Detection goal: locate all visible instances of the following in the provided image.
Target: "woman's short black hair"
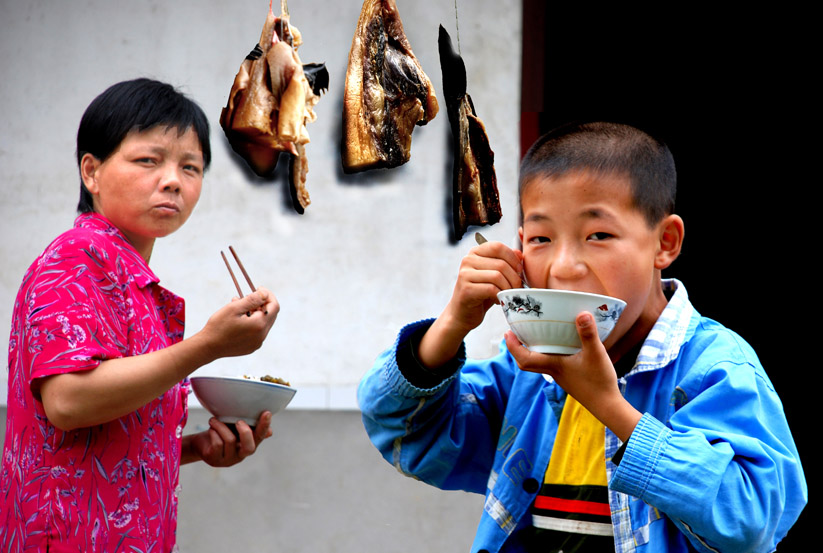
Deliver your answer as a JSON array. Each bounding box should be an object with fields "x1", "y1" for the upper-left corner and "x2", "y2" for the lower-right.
[
  {"x1": 519, "y1": 121, "x2": 676, "y2": 227},
  {"x1": 76, "y1": 78, "x2": 211, "y2": 213}
]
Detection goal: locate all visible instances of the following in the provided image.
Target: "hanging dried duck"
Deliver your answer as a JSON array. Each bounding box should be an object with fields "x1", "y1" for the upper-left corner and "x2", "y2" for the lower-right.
[
  {"x1": 342, "y1": 0, "x2": 439, "y2": 173},
  {"x1": 220, "y1": 0, "x2": 328, "y2": 213},
  {"x1": 438, "y1": 24, "x2": 501, "y2": 239}
]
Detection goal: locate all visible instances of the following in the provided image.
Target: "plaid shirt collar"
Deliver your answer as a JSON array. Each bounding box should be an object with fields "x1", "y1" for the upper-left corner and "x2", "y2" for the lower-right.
[{"x1": 625, "y1": 278, "x2": 693, "y2": 378}]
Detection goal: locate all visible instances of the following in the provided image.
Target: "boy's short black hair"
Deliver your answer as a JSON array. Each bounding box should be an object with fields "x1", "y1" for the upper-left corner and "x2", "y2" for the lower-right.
[
  {"x1": 519, "y1": 121, "x2": 676, "y2": 226},
  {"x1": 76, "y1": 78, "x2": 211, "y2": 213}
]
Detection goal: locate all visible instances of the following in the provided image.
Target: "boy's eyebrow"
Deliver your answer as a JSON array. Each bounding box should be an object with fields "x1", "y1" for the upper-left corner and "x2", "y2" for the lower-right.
[
  {"x1": 523, "y1": 207, "x2": 619, "y2": 224},
  {"x1": 523, "y1": 213, "x2": 551, "y2": 224},
  {"x1": 581, "y1": 207, "x2": 619, "y2": 222}
]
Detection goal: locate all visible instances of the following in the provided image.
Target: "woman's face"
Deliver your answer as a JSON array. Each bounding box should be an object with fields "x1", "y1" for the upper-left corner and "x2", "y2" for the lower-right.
[{"x1": 81, "y1": 126, "x2": 205, "y2": 261}]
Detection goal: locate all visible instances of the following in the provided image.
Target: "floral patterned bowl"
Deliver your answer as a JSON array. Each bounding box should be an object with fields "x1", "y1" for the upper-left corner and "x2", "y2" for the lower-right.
[
  {"x1": 190, "y1": 376, "x2": 296, "y2": 426},
  {"x1": 497, "y1": 289, "x2": 626, "y2": 354}
]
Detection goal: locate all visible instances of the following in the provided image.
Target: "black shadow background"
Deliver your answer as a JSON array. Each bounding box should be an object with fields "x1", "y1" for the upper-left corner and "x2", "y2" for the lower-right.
[{"x1": 521, "y1": 2, "x2": 812, "y2": 547}]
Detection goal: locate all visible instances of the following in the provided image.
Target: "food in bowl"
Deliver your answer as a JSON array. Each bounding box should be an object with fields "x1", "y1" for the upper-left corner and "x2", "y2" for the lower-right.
[
  {"x1": 497, "y1": 288, "x2": 626, "y2": 354},
  {"x1": 244, "y1": 374, "x2": 290, "y2": 386},
  {"x1": 190, "y1": 375, "x2": 296, "y2": 426}
]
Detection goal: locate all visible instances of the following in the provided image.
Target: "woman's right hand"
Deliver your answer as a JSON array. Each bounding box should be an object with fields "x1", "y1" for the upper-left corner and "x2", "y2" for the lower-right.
[
  {"x1": 198, "y1": 287, "x2": 280, "y2": 360},
  {"x1": 40, "y1": 287, "x2": 280, "y2": 431}
]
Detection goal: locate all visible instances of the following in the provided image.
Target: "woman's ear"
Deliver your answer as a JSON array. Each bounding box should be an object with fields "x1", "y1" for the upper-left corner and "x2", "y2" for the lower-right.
[
  {"x1": 655, "y1": 214, "x2": 684, "y2": 270},
  {"x1": 80, "y1": 153, "x2": 101, "y2": 194}
]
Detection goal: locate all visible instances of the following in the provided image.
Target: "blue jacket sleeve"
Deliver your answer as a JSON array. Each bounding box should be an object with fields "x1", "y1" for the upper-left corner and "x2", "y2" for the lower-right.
[
  {"x1": 357, "y1": 319, "x2": 517, "y2": 494},
  {"x1": 610, "y1": 324, "x2": 807, "y2": 552}
]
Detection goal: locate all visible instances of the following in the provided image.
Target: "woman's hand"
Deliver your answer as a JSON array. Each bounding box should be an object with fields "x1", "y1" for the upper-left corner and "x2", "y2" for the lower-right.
[
  {"x1": 196, "y1": 287, "x2": 280, "y2": 360},
  {"x1": 40, "y1": 288, "x2": 280, "y2": 431},
  {"x1": 505, "y1": 311, "x2": 642, "y2": 442},
  {"x1": 182, "y1": 411, "x2": 274, "y2": 466}
]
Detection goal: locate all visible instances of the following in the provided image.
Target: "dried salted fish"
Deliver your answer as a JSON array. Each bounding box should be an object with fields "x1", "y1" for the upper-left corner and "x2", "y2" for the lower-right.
[{"x1": 438, "y1": 25, "x2": 501, "y2": 239}]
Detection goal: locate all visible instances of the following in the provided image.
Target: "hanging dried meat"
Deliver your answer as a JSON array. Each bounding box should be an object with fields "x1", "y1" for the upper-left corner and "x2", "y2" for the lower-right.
[
  {"x1": 220, "y1": 1, "x2": 328, "y2": 213},
  {"x1": 438, "y1": 25, "x2": 501, "y2": 240},
  {"x1": 342, "y1": 0, "x2": 439, "y2": 173}
]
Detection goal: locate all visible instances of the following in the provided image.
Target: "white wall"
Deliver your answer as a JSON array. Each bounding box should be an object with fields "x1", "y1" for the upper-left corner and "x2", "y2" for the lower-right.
[
  {"x1": 0, "y1": 405, "x2": 484, "y2": 551},
  {"x1": 0, "y1": 0, "x2": 522, "y2": 409}
]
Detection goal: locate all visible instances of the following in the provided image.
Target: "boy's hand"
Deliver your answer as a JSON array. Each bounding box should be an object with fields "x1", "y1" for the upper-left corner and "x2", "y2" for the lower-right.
[
  {"x1": 418, "y1": 240, "x2": 524, "y2": 370},
  {"x1": 446, "y1": 240, "x2": 525, "y2": 334},
  {"x1": 505, "y1": 311, "x2": 641, "y2": 442}
]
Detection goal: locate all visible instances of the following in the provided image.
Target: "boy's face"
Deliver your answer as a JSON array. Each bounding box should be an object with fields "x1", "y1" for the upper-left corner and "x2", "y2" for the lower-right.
[{"x1": 518, "y1": 170, "x2": 681, "y2": 353}]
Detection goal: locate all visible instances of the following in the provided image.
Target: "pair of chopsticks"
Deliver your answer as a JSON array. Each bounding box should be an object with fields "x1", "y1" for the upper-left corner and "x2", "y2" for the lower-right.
[{"x1": 221, "y1": 246, "x2": 266, "y2": 315}]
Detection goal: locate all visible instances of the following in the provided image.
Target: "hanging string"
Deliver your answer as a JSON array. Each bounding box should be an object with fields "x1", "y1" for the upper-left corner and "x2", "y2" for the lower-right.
[{"x1": 454, "y1": 0, "x2": 461, "y2": 55}]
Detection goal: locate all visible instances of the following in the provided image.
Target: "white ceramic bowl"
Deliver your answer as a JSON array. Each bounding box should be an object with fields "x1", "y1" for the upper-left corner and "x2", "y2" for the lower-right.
[
  {"x1": 497, "y1": 289, "x2": 626, "y2": 354},
  {"x1": 190, "y1": 376, "x2": 296, "y2": 425}
]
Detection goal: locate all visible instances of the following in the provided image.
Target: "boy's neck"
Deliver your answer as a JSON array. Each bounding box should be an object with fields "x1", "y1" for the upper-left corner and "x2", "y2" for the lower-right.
[{"x1": 609, "y1": 279, "x2": 670, "y2": 364}]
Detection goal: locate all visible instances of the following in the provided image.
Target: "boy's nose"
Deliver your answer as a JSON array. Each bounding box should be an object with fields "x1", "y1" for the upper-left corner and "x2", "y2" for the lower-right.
[{"x1": 548, "y1": 243, "x2": 586, "y2": 283}]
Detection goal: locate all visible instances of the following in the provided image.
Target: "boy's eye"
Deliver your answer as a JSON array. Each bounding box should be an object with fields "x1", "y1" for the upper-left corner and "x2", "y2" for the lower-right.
[
  {"x1": 588, "y1": 232, "x2": 613, "y2": 241},
  {"x1": 528, "y1": 236, "x2": 551, "y2": 244}
]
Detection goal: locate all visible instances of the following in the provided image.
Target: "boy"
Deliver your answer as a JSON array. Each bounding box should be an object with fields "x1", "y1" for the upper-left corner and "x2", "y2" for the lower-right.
[{"x1": 357, "y1": 122, "x2": 806, "y2": 552}]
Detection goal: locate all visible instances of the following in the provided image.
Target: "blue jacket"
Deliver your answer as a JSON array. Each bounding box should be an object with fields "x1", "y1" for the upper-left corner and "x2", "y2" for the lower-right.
[{"x1": 358, "y1": 280, "x2": 807, "y2": 552}]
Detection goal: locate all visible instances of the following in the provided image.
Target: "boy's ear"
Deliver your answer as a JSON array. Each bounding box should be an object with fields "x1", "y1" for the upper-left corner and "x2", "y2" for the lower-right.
[
  {"x1": 655, "y1": 214, "x2": 684, "y2": 270},
  {"x1": 80, "y1": 153, "x2": 101, "y2": 194}
]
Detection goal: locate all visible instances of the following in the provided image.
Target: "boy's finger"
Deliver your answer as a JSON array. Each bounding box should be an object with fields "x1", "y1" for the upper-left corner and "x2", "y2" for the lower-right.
[
  {"x1": 504, "y1": 331, "x2": 536, "y2": 366},
  {"x1": 575, "y1": 312, "x2": 600, "y2": 346},
  {"x1": 474, "y1": 241, "x2": 522, "y2": 272}
]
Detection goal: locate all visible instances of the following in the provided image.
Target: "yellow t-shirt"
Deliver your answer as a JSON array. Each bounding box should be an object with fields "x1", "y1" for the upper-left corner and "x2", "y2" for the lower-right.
[{"x1": 528, "y1": 395, "x2": 614, "y2": 550}]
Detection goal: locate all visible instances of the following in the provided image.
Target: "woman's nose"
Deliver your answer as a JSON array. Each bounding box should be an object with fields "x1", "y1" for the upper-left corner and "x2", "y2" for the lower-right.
[{"x1": 159, "y1": 165, "x2": 181, "y2": 193}]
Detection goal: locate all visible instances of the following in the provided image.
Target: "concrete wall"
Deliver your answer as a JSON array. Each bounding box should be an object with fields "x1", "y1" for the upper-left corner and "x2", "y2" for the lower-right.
[
  {"x1": 0, "y1": 0, "x2": 520, "y2": 550},
  {"x1": 0, "y1": 0, "x2": 521, "y2": 407},
  {"x1": 0, "y1": 406, "x2": 482, "y2": 551}
]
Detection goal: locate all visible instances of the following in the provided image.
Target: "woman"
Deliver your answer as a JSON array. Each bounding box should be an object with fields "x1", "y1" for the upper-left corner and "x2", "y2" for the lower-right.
[{"x1": 0, "y1": 78, "x2": 279, "y2": 552}]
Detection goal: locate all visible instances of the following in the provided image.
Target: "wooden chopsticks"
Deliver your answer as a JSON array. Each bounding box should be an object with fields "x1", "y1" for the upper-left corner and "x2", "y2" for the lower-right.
[{"x1": 221, "y1": 246, "x2": 266, "y2": 315}]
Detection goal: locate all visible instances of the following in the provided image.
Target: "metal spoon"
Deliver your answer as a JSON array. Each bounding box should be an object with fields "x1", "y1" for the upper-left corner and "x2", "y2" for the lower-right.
[{"x1": 474, "y1": 232, "x2": 529, "y2": 288}]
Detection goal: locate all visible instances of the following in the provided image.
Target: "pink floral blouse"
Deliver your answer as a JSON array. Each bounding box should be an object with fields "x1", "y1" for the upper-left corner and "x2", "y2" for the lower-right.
[{"x1": 1, "y1": 213, "x2": 189, "y2": 553}]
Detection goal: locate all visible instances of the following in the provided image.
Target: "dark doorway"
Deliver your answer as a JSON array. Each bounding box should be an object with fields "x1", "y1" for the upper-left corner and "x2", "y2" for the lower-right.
[{"x1": 520, "y1": 2, "x2": 811, "y2": 547}]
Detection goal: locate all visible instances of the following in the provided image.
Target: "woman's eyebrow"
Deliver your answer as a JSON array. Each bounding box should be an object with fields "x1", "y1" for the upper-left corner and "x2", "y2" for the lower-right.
[
  {"x1": 139, "y1": 145, "x2": 203, "y2": 162},
  {"x1": 180, "y1": 151, "x2": 204, "y2": 162}
]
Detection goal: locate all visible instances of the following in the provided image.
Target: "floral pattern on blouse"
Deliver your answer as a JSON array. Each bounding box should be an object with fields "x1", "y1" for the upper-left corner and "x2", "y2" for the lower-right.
[{"x1": 1, "y1": 213, "x2": 189, "y2": 553}]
